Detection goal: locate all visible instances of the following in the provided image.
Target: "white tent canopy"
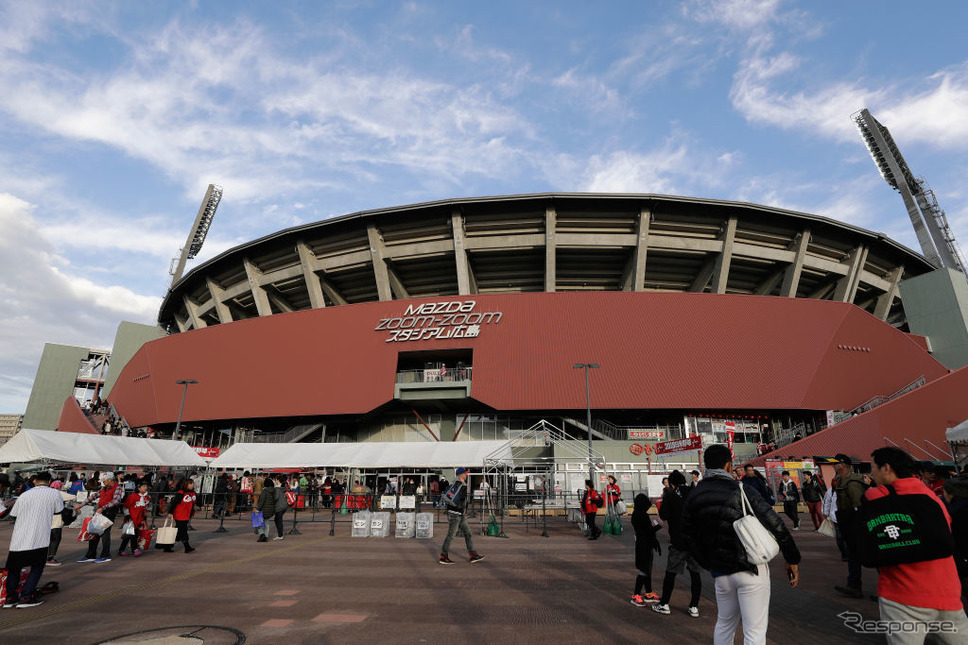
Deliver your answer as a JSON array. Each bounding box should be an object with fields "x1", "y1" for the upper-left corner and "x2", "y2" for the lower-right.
[
  {"x1": 209, "y1": 440, "x2": 512, "y2": 469},
  {"x1": 0, "y1": 428, "x2": 208, "y2": 468},
  {"x1": 947, "y1": 419, "x2": 968, "y2": 445}
]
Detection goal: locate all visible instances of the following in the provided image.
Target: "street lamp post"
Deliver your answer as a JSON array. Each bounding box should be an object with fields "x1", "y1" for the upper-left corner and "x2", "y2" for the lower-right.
[
  {"x1": 173, "y1": 379, "x2": 199, "y2": 441},
  {"x1": 573, "y1": 363, "x2": 600, "y2": 481}
]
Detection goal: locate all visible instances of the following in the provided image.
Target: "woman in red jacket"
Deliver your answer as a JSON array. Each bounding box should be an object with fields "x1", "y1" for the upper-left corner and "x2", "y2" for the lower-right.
[
  {"x1": 606, "y1": 475, "x2": 622, "y2": 510},
  {"x1": 581, "y1": 480, "x2": 604, "y2": 540},
  {"x1": 166, "y1": 478, "x2": 197, "y2": 553},
  {"x1": 118, "y1": 479, "x2": 151, "y2": 556}
]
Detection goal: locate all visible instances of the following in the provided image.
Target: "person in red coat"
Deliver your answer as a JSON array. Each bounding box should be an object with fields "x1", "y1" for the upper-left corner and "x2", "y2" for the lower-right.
[
  {"x1": 581, "y1": 480, "x2": 604, "y2": 540},
  {"x1": 118, "y1": 480, "x2": 150, "y2": 556},
  {"x1": 605, "y1": 475, "x2": 622, "y2": 510},
  {"x1": 165, "y1": 478, "x2": 197, "y2": 554}
]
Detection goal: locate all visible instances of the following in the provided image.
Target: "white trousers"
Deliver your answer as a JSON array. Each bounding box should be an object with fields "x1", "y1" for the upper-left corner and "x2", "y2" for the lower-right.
[{"x1": 713, "y1": 563, "x2": 771, "y2": 645}]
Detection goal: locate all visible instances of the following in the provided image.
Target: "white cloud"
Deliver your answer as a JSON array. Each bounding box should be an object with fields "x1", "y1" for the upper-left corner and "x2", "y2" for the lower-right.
[
  {"x1": 0, "y1": 192, "x2": 159, "y2": 413},
  {"x1": 719, "y1": 5, "x2": 968, "y2": 149},
  {"x1": 436, "y1": 25, "x2": 512, "y2": 65},
  {"x1": 0, "y1": 16, "x2": 535, "y2": 207},
  {"x1": 879, "y1": 65, "x2": 968, "y2": 148},
  {"x1": 579, "y1": 136, "x2": 737, "y2": 194},
  {"x1": 684, "y1": 0, "x2": 781, "y2": 31},
  {"x1": 552, "y1": 69, "x2": 630, "y2": 119}
]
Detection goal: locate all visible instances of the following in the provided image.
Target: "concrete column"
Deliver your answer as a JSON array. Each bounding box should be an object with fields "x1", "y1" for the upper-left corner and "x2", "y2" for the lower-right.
[
  {"x1": 451, "y1": 210, "x2": 473, "y2": 296},
  {"x1": 833, "y1": 245, "x2": 868, "y2": 303},
  {"x1": 545, "y1": 205, "x2": 556, "y2": 292},
  {"x1": 266, "y1": 289, "x2": 294, "y2": 313},
  {"x1": 627, "y1": 206, "x2": 651, "y2": 291},
  {"x1": 874, "y1": 265, "x2": 904, "y2": 320},
  {"x1": 711, "y1": 216, "x2": 738, "y2": 294},
  {"x1": 320, "y1": 277, "x2": 348, "y2": 306},
  {"x1": 690, "y1": 257, "x2": 716, "y2": 292},
  {"x1": 367, "y1": 222, "x2": 393, "y2": 301},
  {"x1": 206, "y1": 278, "x2": 233, "y2": 323},
  {"x1": 386, "y1": 262, "x2": 410, "y2": 299},
  {"x1": 243, "y1": 257, "x2": 273, "y2": 317},
  {"x1": 781, "y1": 229, "x2": 811, "y2": 298},
  {"x1": 296, "y1": 241, "x2": 326, "y2": 309},
  {"x1": 182, "y1": 296, "x2": 206, "y2": 329},
  {"x1": 754, "y1": 269, "x2": 784, "y2": 296}
]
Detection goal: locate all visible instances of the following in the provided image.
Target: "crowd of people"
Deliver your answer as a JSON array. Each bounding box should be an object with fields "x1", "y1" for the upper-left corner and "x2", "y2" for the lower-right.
[
  {"x1": 598, "y1": 446, "x2": 968, "y2": 644},
  {"x1": 3, "y1": 448, "x2": 967, "y2": 643}
]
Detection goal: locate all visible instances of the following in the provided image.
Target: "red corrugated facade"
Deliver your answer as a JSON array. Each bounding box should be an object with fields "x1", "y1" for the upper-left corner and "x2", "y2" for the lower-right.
[{"x1": 105, "y1": 292, "x2": 948, "y2": 428}]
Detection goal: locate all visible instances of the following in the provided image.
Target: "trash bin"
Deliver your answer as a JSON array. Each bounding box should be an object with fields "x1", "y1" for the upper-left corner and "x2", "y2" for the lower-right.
[
  {"x1": 415, "y1": 512, "x2": 434, "y2": 539},
  {"x1": 352, "y1": 510, "x2": 371, "y2": 538},
  {"x1": 370, "y1": 511, "x2": 390, "y2": 538},
  {"x1": 396, "y1": 512, "x2": 415, "y2": 538}
]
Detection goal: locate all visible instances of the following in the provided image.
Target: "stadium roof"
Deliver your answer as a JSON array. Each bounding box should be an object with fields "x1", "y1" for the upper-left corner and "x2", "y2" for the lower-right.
[{"x1": 159, "y1": 193, "x2": 934, "y2": 333}]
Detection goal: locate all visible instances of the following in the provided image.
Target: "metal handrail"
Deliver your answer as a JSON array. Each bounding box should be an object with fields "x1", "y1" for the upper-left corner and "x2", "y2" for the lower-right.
[{"x1": 395, "y1": 367, "x2": 472, "y2": 384}]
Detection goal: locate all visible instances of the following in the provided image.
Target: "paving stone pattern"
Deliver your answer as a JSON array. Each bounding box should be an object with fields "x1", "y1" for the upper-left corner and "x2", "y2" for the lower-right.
[{"x1": 0, "y1": 515, "x2": 888, "y2": 644}]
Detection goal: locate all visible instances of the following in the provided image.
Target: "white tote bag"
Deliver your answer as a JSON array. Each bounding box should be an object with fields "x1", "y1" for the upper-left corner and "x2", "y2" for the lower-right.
[
  {"x1": 156, "y1": 518, "x2": 178, "y2": 545},
  {"x1": 817, "y1": 517, "x2": 837, "y2": 538},
  {"x1": 733, "y1": 484, "x2": 780, "y2": 564}
]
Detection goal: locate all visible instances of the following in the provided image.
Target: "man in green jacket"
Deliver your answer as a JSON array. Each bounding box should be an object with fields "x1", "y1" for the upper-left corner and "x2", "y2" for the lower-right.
[{"x1": 833, "y1": 454, "x2": 868, "y2": 598}]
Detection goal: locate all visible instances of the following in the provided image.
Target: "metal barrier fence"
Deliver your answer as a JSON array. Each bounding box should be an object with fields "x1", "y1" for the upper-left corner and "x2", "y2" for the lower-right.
[{"x1": 129, "y1": 489, "x2": 630, "y2": 538}]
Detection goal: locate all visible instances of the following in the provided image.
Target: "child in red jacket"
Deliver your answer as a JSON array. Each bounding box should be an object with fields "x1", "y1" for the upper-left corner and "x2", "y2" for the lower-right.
[
  {"x1": 118, "y1": 480, "x2": 150, "y2": 556},
  {"x1": 166, "y1": 478, "x2": 197, "y2": 553}
]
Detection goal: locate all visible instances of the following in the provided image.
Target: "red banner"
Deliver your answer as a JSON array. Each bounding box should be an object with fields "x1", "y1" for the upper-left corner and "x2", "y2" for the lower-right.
[
  {"x1": 192, "y1": 446, "x2": 220, "y2": 458},
  {"x1": 654, "y1": 436, "x2": 703, "y2": 455}
]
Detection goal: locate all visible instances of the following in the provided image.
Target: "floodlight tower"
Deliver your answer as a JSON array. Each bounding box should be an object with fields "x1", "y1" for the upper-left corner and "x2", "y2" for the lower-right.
[
  {"x1": 852, "y1": 108, "x2": 966, "y2": 274},
  {"x1": 169, "y1": 184, "x2": 223, "y2": 284}
]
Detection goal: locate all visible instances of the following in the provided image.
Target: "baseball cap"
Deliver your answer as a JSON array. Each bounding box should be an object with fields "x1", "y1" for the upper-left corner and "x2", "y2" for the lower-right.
[
  {"x1": 455, "y1": 467, "x2": 468, "y2": 476},
  {"x1": 833, "y1": 454, "x2": 852, "y2": 466},
  {"x1": 101, "y1": 471, "x2": 115, "y2": 481}
]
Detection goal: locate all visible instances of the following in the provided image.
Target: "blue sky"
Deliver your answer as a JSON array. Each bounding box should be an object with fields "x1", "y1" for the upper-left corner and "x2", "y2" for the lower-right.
[{"x1": 2, "y1": 0, "x2": 968, "y2": 414}]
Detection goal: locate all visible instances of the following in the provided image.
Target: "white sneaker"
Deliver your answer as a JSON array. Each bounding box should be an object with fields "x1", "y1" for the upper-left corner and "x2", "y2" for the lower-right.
[
  {"x1": 273, "y1": 536, "x2": 284, "y2": 541},
  {"x1": 651, "y1": 604, "x2": 670, "y2": 615},
  {"x1": 687, "y1": 606, "x2": 700, "y2": 618}
]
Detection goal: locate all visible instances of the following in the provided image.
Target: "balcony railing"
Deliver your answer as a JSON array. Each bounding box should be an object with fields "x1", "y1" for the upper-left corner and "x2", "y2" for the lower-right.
[{"x1": 395, "y1": 367, "x2": 472, "y2": 384}]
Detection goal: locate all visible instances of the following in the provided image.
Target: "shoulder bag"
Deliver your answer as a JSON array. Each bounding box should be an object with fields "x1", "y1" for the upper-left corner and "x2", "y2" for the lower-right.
[
  {"x1": 817, "y1": 517, "x2": 837, "y2": 538},
  {"x1": 855, "y1": 483, "x2": 954, "y2": 568},
  {"x1": 733, "y1": 483, "x2": 780, "y2": 564}
]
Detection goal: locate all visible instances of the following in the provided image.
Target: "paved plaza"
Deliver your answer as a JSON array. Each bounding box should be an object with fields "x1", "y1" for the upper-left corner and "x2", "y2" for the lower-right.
[{"x1": 0, "y1": 512, "x2": 887, "y2": 644}]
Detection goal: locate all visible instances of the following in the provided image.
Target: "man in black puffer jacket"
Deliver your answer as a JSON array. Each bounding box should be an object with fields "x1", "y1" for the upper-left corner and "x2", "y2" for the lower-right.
[{"x1": 683, "y1": 445, "x2": 801, "y2": 644}]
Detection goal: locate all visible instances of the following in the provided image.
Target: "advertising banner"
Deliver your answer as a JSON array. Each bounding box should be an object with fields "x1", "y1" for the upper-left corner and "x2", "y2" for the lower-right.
[
  {"x1": 654, "y1": 436, "x2": 703, "y2": 455},
  {"x1": 628, "y1": 429, "x2": 665, "y2": 440}
]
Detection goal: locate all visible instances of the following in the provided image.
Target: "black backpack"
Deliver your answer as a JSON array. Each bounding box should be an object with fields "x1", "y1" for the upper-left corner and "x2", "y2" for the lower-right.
[{"x1": 853, "y1": 484, "x2": 954, "y2": 568}]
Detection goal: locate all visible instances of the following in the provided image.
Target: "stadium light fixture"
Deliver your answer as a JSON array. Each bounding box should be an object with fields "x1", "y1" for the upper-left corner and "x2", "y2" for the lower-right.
[
  {"x1": 573, "y1": 363, "x2": 600, "y2": 481},
  {"x1": 169, "y1": 184, "x2": 223, "y2": 284},
  {"x1": 172, "y1": 379, "x2": 199, "y2": 441}
]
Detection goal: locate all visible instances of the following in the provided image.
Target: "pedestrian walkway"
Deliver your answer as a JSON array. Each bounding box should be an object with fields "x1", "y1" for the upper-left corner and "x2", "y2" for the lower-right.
[{"x1": 0, "y1": 517, "x2": 884, "y2": 643}]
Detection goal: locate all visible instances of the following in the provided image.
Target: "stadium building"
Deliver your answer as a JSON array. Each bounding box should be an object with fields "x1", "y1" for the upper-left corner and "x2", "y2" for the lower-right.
[{"x1": 38, "y1": 192, "x2": 966, "y2": 470}]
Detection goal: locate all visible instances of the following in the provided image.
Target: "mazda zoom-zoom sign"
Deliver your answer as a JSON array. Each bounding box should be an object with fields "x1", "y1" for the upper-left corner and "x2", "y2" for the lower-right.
[{"x1": 375, "y1": 301, "x2": 503, "y2": 343}]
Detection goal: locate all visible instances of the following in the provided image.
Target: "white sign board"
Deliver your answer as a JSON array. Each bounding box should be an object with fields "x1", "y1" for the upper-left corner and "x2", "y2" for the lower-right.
[{"x1": 646, "y1": 475, "x2": 667, "y2": 497}]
